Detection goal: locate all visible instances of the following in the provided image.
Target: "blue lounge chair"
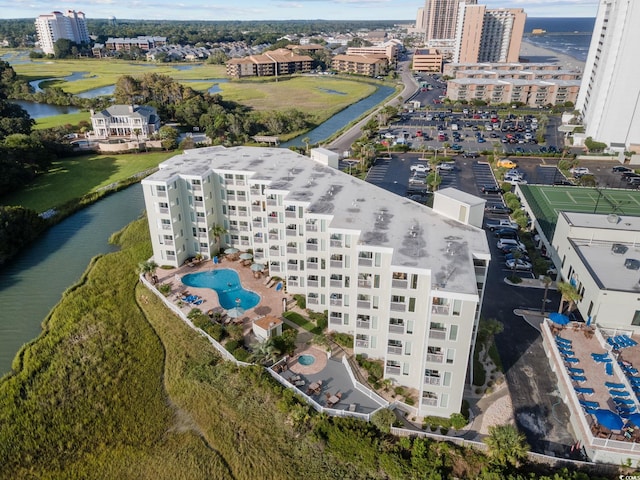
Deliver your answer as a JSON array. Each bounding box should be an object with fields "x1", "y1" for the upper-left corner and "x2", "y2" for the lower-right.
[
  {"x1": 575, "y1": 387, "x2": 594, "y2": 395},
  {"x1": 606, "y1": 382, "x2": 626, "y2": 389},
  {"x1": 565, "y1": 357, "x2": 580, "y2": 363},
  {"x1": 580, "y1": 399, "x2": 599, "y2": 409},
  {"x1": 556, "y1": 336, "x2": 572, "y2": 345},
  {"x1": 571, "y1": 375, "x2": 587, "y2": 383},
  {"x1": 614, "y1": 398, "x2": 636, "y2": 406},
  {"x1": 606, "y1": 362, "x2": 614, "y2": 376},
  {"x1": 609, "y1": 390, "x2": 630, "y2": 397},
  {"x1": 569, "y1": 367, "x2": 584, "y2": 374}
]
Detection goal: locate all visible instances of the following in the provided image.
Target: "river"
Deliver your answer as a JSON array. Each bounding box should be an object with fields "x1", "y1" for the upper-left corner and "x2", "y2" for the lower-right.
[{"x1": 0, "y1": 186, "x2": 145, "y2": 374}]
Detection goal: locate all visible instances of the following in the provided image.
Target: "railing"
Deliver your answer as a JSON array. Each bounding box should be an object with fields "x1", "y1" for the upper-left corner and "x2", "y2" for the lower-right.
[
  {"x1": 285, "y1": 210, "x2": 296, "y2": 218},
  {"x1": 238, "y1": 211, "x2": 248, "y2": 217},
  {"x1": 157, "y1": 190, "x2": 167, "y2": 197},
  {"x1": 330, "y1": 240, "x2": 343, "y2": 248},
  {"x1": 306, "y1": 243, "x2": 318, "y2": 251},
  {"x1": 306, "y1": 223, "x2": 318, "y2": 232},
  {"x1": 238, "y1": 225, "x2": 249, "y2": 231},
  {"x1": 432, "y1": 305, "x2": 450, "y2": 315},
  {"x1": 358, "y1": 257, "x2": 373, "y2": 267},
  {"x1": 355, "y1": 340, "x2": 369, "y2": 348},
  {"x1": 390, "y1": 302, "x2": 406, "y2": 312},
  {"x1": 424, "y1": 376, "x2": 441, "y2": 386},
  {"x1": 266, "y1": 198, "x2": 277, "y2": 206},
  {"x1": 307, "y1": 262, "x2": 318, "y2": 270},
  {"x1": 330, "y1": 280, "x2": 342, "y2": 287},
  {"x1": 330, "y1": 316, "x2": 342, "y2": 325},
  {"x1": 269, "y1": 264, "x2": 281, "y2": 273},
  {"x1": 357, "y1": 280, "x2": 372, "y2": 288},
  {"x1": 286, "y1": 229, "x2": 297, "y2": 237},
  {"x1": 330, "y1": 260, "x2": 342, "y2": 268},
  {"x1": 163, "y1": 239, "x2": 174, "y2": 246},
  {"x1": 331, "y1": 298, "x2": 343, "y2": 307},
  {"x1": 342, "y1": 357, "x2": 389, "y2": 406},
  {"x1": 387, "y1": 345, "x2": 403, "y2": 355},
  {"x1": 166, "y1": 255, "x2": 176, "y2": 261},
  {"x1": 250, "y1": 189, "x2": 261, "y2": 196},
  {"x1": 288, "y1": 280, "x2": 299, "y2": 287},
  {"x1": 286, "y1": 247, "x2": 297, "y2": 254},
  {"x1": 269, "y1": 249, "x2": 280, "y2": 256},
  {"x1": 254, "y1": 237, "x2": 263, "y2": 244},
  {"x1": 392, "y1": 279, "x2": 408, "y2": 289},
  {"x1": 227, "y1": 194, "x2": 236, "y2": 201},
  {"x1": 268, "y1": 216, "x2": 278, "y2": 224},
  {"x1": 161, "y1": 224, "x2": 171, "y2": 230},
  {"x1": 159, "y1": 207, "x2": 169, "y2": 214},
  {"x1": 287, "y1": 264, "x2": 298, "y2": 271},
  {"x1": 194, "y1": 200, "x2": 203, "y2": 207},
  {"x1": 357, "y1": 300, "x2": 371, "y2": 309},
  {"x1": 240, "y1": 240, "x2": 249, "y2": 246},
  {"x1": 307, "y1": 280, "x2": 319, "y2": 288},
  {"x1": 421, "y1": 398, "x2": 438, "y2": 407},
  {"x1": 268, "y1": 233, "x2": 279, "y2": 240},
  {"x1": 197, "y1": 218, "x2": 206, "y2": 224},
  {"x1": 429, "y1": 330, "x2": 446, "y2": 340},
  {"x1": 389, "y1": 324, "x2": 405, "y2": 334},
  {"x1": 385, "y1": 365, "x2": 401, "y2": 375},
  {"x1": 192, "y1": 184, "x2": 202, "y2": 191},
  {"x1": 426, "y1": 353, "x2": 444, "y2": 363}
]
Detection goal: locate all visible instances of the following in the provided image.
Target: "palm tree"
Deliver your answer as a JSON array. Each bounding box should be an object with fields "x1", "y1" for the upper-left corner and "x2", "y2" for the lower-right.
[
  {"x1": 138, "y1": 260, "x2": 158, "y2": 283},
  {"x1": 484, "y1": 424, "x2": 529, "y2": 468},
  {"x1": 211, "y1": 223, "x2": 227, "y2": 252},
  {"x1": 250, "y1": 339, "x2": 281, "y2": 365},
  {"x1": 302, "y1": 137, "x2": 310, "y2": 155},
  {"x1": 557, "y1": 281, "x2": 581, "y2": 314}
]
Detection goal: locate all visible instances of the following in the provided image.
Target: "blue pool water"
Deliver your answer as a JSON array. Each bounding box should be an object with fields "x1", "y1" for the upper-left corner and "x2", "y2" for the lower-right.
[
  {"x1": 181, "y1": 269, "x2": 260, "y2": 310},
  {"x1": 298, "y1": 354, "x2": 316, "y2": 366}
]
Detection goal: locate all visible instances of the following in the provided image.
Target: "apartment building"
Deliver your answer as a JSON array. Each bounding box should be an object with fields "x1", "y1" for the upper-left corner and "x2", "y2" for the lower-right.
[
  {"x1": 226, "y1": 48, "x2": 313, "y2": 78},
  {"x1": 422, "y1": 0, "x2": 477, "y2": 42},
  {"x1": 413, "y1": 49, "x2": 444, "y2": 73},
  {"x1": 35, "y1": 10, "x2": 90, "y2": 55},
  {"x1": 90, "y1": 105, "x2": 160, "y2": 140},
  {"x1": 346, "y1": 42, "x2": 399, "y2": 64},
  {"x1": 443, "y1": 62, "x2": 578, "y2": 77},
  {"x1": 576, "y1": 0, "x2": 640, "y2": 151},
  {"x1": 104, "y1": 36, "x2": 167, "y2": 53},
  {"x1": 141, "y1": 146, "x2": 490, "y2": 416},
  {"x1": 453, "y1": 5, "x2": 525, "y2": 63},
  {"x1": 331, "y1": 54, "x2": 387, "y2": 77}
]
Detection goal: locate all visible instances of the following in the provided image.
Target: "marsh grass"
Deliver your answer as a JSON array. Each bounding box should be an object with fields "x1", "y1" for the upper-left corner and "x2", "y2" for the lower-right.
[{"x1": 0, "y1": 151, "x2": 174, "y2": 212}]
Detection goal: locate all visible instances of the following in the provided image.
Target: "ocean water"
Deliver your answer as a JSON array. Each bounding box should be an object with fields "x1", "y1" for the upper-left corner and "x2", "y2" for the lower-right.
[{"x1": 523, "y1": 17, "x2": 596, "y2": 62}]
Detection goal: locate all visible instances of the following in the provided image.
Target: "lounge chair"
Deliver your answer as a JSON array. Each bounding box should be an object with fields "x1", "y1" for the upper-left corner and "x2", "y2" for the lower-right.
[
  {"x1": 565, "y1": 357, "x2": 580, "y2": 363},
  {"x1": 605, "y1": 362, "x2": 613, "y2": 376},
  {"x1": 266, "y1": 278, "x2": 277, "y2": 288},
  {"x1": 606, "y1": 382, "x2": 626, "y2": 389},
  {"x1": 568, "y1": 367, "x2": 585, "y2": 374},
  {"x1": 609, "y1": 389, "x2": 630, "y2": 397},
  {"x1": 262, "y1": 275, "x2": 272, "y2": 286},
  {"x1": 571, "y1": 375, "x2": 587, "y2": 383},
  {"x1": 556, "y1": 335, "x2": 572, "y2": 345},
  {"x1": 575, "y1": 387, "x2": 594, "y2": 395}
]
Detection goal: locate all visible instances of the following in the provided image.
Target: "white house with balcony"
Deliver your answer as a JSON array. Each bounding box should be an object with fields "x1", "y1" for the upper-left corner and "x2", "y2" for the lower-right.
[
  {"x1": 141, "y1": 146, "x2": 490, "y2": 417},
  {"x1": 90, "y1": 105, "x2": 161, "y2": 140}
]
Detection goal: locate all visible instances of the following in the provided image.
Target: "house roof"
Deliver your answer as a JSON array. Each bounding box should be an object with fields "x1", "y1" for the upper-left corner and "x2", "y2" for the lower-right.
[
  {"x1": 254, "y1": 315, "x2": 283, "y2": 331},
  {"x1": 91, "y1": 105, "x2": 159, "y2": 123}
]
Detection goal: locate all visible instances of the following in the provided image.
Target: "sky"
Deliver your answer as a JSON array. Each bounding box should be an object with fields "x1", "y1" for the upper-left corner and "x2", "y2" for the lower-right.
[{"x1": 0, "y1": 0, "x2": 599, "y2": 21}]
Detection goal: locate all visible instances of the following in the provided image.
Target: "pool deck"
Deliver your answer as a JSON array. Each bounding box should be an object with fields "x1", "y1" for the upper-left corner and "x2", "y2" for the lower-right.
[{"x1": 154, "y1": 257, "x2": 288, "y2": 340}]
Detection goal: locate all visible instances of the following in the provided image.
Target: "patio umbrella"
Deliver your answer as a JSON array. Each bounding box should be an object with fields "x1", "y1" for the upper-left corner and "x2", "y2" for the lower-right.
[
  {"x1": 626, "y1": 413, "x2": 640, "y2": 428},
  {"x1": 226, "y1": 306, "x2": 245, "y2": 318},
  {"x1": 593, "y1": 409, "x2": 624, "y2": 430},
  {"x1": 224, "y1": 247, "x2": 239, "y2": 254},
  {"x1": 239, "y1": 252, "x2": 253, "y2": 260},
  {"x1": 250, "y1": 263, "x2": 265, "y2": 272},
  {"x1": 549, "y1": 312, "x2": 570, "y2": 326}
]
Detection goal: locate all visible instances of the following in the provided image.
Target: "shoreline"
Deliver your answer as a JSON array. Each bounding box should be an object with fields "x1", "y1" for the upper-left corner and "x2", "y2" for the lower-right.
[{"x1": 519, "y1": 39, "x2": 586, "y2": 72}]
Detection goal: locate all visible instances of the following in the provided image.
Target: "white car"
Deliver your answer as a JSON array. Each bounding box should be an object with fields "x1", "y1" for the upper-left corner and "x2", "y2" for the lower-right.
[
  {"x1": 436, "y1": 162, "x2": 455, "y2": 171},
  {"x1": 410, "y1": 164, "x2": 430, "y2": 174},
  {"x1": 570, "y1": 167, "x2": 591, "y2": 176},
  {"x1": 506, "y1": 258, "x2": 533, "y2": 271},
  {"x1": 497, "y1": 238, "x2": 526, "y2": 251}
]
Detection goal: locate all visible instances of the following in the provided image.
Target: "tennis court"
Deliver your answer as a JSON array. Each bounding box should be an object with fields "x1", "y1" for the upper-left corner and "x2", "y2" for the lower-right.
[{"x1": 519, "y1": 185, "x2": 640, "y2": 240}]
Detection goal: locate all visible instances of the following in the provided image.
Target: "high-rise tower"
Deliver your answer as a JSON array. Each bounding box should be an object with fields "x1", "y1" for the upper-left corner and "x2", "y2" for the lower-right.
[
  {"x1": 576, "y1": 0, "x2": 640, "y2": 150},
  {"x1": 35, "y1": 10, "x2": 89, "y2": 55}
]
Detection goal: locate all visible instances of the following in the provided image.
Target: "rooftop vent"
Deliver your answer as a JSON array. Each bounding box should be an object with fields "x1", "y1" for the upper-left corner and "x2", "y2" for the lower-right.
[
  {"x1": 607, "y1": 213, "x2": 621, "y2": 224},
  {"x1": 625, "y1": 258, "x2": 640, "y2": 270},
  {"x1": 612, "y1": 243, "x2": 628, "y2": 255}
]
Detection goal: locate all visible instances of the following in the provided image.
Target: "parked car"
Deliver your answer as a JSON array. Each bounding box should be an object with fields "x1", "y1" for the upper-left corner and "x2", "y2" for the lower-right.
[
  {"x1": 485, "y1": 218, "x2": 519, "y2": 231},
  {"x1": 505, "y1": 258, "x2": 533, "y2": 271},
  {"x1": 436, "y1": 162, "x2": 456, "y2": 171},
  {"x1": 613, "y1": 166, "x2": 634, "y2": 174},
  {"x1": 496, "y1": 159, "x2": 518, "y2": 169},
  {"x1": 497, "y1": 238, "x2": 526, "y2": 252},
  {"x1": 495, "y1": 228, "x2": 519, "y2": 240},
  {"x1": 505, "y1": 252, "x2": 531, "y2": 263},
  {"x1": 481, "y1": 185, "x2": 502, "y2": 194},
  {"x1": 484, "y1": 204, "x2": 513, "y2": 214},
  {"x1": 570, "y1": 167, "x2": 591, "y2": 176},
  {"x1": 463, "y1": 152, "x2": 480, "y2": 158},
  {"x1": 410, "y1": 164, "x2": 430, "y2": 174}
]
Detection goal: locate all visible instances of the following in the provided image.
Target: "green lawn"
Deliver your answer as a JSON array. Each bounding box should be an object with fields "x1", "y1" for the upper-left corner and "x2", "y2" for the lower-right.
[
  {"x1": 0, "y1": 151, "x2": 175, "y2": 212},
  {"x1": 34, "y1": 111, "x2": 91, "y2": 130}
]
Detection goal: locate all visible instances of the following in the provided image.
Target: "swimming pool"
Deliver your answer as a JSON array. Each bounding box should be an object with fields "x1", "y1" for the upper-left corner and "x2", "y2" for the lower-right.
[
  {"x1": 181, "y1": 269, "x2": 260, "y2": 310},
  {"x1": 298, "y1": 354, "x2": 316, "y2": 366}
]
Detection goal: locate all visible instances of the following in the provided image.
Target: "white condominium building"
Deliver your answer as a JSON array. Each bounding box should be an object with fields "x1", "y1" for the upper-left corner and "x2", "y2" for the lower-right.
[
  {"x1": 576, "y1": 0, "x2": 640, "y2": 151},
  {"x1": 141, "y1": 146, "x2": 491, "y2": 417},
  {"x1": 35, "y1": 10, "x2": 90, "y2": 55}
]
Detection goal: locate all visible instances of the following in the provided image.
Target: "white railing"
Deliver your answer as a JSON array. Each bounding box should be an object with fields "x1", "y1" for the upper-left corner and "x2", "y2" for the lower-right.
[
  {"x1": 429, "y1": 330, "x2": 446, "y2": 340},
  {"x1": 389, "y1": 324, "x2": 405, "y2": 334},
  {"x1": 392, "y1": 279, "x2": 408, "y2": 289},
  {"x1": 341, "y1": 356, "x2": 388, "y2": 406},
  {"x1": 358, "y1": 257, "x2": 373, "y2": 267},
  {"x1": 432, "y1": 305, "x2": 450, "y2": 315}
]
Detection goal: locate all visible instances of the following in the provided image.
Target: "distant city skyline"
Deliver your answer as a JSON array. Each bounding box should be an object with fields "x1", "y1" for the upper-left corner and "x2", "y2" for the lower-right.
[{"x1": 0, "y1": 1, "x2": 598, "y2": 21}]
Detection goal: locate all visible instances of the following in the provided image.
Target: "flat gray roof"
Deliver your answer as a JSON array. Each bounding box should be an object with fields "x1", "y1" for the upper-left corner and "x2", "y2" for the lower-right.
[{"x1": 146, "y1": 146, "x2": 489, "y2": 295}]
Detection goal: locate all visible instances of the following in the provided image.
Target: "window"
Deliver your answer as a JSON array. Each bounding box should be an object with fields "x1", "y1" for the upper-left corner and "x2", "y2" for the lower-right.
[
  {"x1": 411, "y1": 274, "x2": 418, "y2": 289},
  {"x1": 408, "y1": 297, "x2": 416, "y2": 312},
  {"x1": 443, "y1": 372, "x2": 452, "y2": 387},
  {"x1": 453, "y1": 299, "x2": 462, "y2": 316},
  {"x1": 449, "y1": 325, "x2": 458, "y2": 341},
  {"x1": 633, "y1": 311, "x2": 640, "y2": 327},
  {"x1": 446, "y1": 349, "x2": 455, "y2": 364}
]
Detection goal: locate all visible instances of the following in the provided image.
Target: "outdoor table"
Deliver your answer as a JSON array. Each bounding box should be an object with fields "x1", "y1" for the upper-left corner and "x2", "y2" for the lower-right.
[{"x1": 328, "y1": 395, "x2": 339, "y2": 406}]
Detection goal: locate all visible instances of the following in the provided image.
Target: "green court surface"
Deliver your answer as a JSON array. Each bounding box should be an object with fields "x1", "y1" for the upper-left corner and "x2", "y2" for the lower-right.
[{"x1": 518, "y1": 185, "x2": 640, "y2": 240}]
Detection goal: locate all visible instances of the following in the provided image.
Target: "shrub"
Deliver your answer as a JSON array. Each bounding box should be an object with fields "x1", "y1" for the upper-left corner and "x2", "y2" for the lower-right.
[
  {"x1": 225, "y1": 340, "x2": 240, "y2": 352},
  {"x1": 371, "y1": 408, "x2": 396, "y2": 434},
  {"x1": 394, "y1": 386, "x2": 405, "y2": 397},
  {"x1": 293, "y1": 294, "x2": 306, "y2": 309},
  {"x1": 404, "y1": 397, "x2": 415, "y2": 406},
  {"x1": 157, "y1": 283, "x2": 171, "y2": 296},
  {"x1": 357, "y1": 355, "x2": 384, "y2": 382},
  {"x1": 207, "y1": 323, "x2": 225, "y2": 341},
  {"x1": 507, "y1": 275, "x2": 522, "y2": 284},
  {"x1": 233, "y1": 347, "x2": 250, "y2": 362},
  {"x1": 331, "y1": 332, "x2": 353, "y2": 348},
  {"x1": 450, "y1": 413, "x2": 467, "y2": 430}
]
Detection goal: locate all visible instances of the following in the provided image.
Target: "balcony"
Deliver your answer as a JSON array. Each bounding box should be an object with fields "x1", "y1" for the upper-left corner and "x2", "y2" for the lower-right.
[
  {"x1": 197, "y1": 217, "x2": 206, "y2": 224},
  {"x1": 421, "y1": 397, "x2": 438, "y2": 407},
  {"x1": 424, "y1": 376, "x2": 441, "y2": 386},
  {"x1": 268, "y1": 233, "x2": 279, "y2": 240},
  {"x1": 253, "y1": 236, "x2": 263, "y2": 244},
  {"x1": 250, "y1": 188, "x2": 261, "y2": 196},
  {"x1": 330, "y1": 260, "x2": 342, "y2": 268},
  {"x1": 392, "y1": 279, "x2": 408, "y2": 289},
  {"x1": 330, "y1": 279, "x2": 342, "y2": 288},
  {"x1": 426, "y1": 353, "x2": 444, "y2": 363},
  {"x1": 356, "y1": 320, "x2": 370, "y2": 329},
  {"x1": 358, "y1": 257, "x2": 373, "y2": 267},
  {"x1": 159, "y1": 207, "x2": 169, "y2": 214},
  {"x1": 266, "y1": 198, "x2": 278, "y2": 206},
  {"x1": 330, "y1": 239, "x2": 343, "y2": 248},
  {"x1": 286, "y1": 246, "x2": 297, "y2": 254},
  {"x1": 432, "y1": 305, "x2": 450, "y2": 315},
  {"x1": 194, "y1": 200, "x2": 204, "y2": 207},
  {"x1": 429, "y1": 329, "x2": 446, "y2": 340},
  {"x1": 355, "y1": 340, "x2": 369, "y2": 348},
  {"x1": 390, "y1": 302, "x2": 406, "y2": 312},
  {"x1": 306, "y1": 223, "x2": 318, "y2": 232},
  {"x1": 329, "y1": 314, "x2": 342, "y2": 325},
  {"x1": 288, "y1": 280, "x2": 299, "y2": 287},
  {"x1": 269, "y1": 264, "x2": 281, "y2": 273},
  {"x1": 357, "y1": 300, "x2": 371, "y2": 309},
  {"x1": 307, "y1": 297, "x2": 319, "y2": 305},
  {"x1": 253, "y1": 220, "x2": 263, "y2": 228},
  {"x1": 357, "y1": 280, "x2": 372, "y2": 288},
  {"x1": 385, "y1": 365, "x2": 401, "y2": 375},
  {"x1": 161, "y1": 224, "x2": 171, "y2": 231},
  {"x1": 330, "y1": 298, "x2": 343, "y2": 307},
  {"x1": 285, "y1": 210, "x2": 296, "y2": 218},
  {"x1": 307, "y1": 280, "x2": 319, "y2": 288},
  {"x1": 306, "y1": 243, "x2": 318, "y2": 251},
  {"x1": 268, "y1": 216, "x2": 278, "y2": 224},
  {"x1": 238, "y1": 210, "x2": 248, "y2": 217},
  {"x1": 287, "y1": 263, "x2": 298, "y2": 271},
  {"x1": 269, "y1": 249, "x2": 281, "y2": 257},
  {"x1": 286, "y1": 228, "x2": 297, "y2": 237},
  {"x1": 387, "y1": 345, "x2": 403, "y2": 355},
  {"x1": 240, "y1": 239, "x2": 250, "y2": 246},
  {"x1": 307, "y1": 262, "x2": 318, "y2": 270},
  {"x1": 157, "y1": 190, "x2": 167, "y2": 197},
  {"x1": 389, "y1": 324, "x2": 405, "y2": 334}
]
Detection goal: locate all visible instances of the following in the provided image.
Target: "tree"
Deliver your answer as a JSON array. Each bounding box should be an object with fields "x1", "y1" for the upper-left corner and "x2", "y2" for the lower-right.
[
  {"x1": 540, "y1": 276, "x2": 553, "y2": 314},
  {"x1": 53, "y1": 38, "x2": 73, "y2": 58},
  {"x1": 249, "y1": 339, "x2": 281, "y2": 365},
  {"x1": 302, "y1": 136, "x2": 310, "y2": 155},
  {"x1": 370, "y1": 408, "x2": 396, "y2": 434},
  {"x1": 484, "y1": 424, "x2": 529, "y2": 468},
  {"x1": 211, "y1": 224, "x2": 227, "y2": 252},
  {"x1": 557, "y1": 281, "x2": 581, "y2": 314},
  {"x1": 138, "y1": 260, "x2": 158, "y2": 280},
  {"x1": 0, "y1": 206, "x2": 47, "y2": 266}
]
